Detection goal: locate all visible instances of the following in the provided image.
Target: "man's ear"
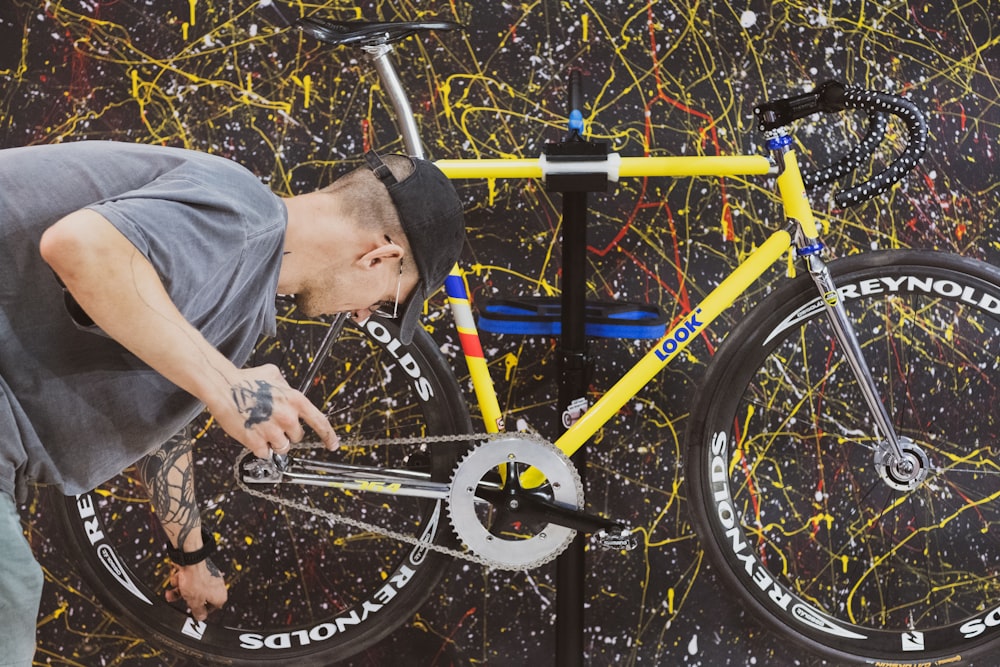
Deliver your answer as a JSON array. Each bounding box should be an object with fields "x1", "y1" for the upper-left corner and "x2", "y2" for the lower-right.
[{"x1": 358, "y1": 241, "x2": 403, "y2": 269}]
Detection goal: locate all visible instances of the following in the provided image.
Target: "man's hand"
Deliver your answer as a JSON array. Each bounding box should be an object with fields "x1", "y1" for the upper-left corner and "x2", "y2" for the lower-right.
[
  {"x1": 205, "y1": 363, "x2": 339, "y2": 458},
  {"x1": 167, "y1": 558, "x2": 227, "y2": 622}
]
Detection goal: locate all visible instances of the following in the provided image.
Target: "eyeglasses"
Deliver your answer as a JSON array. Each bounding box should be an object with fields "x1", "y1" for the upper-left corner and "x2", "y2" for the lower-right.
[{"x1": 369, "y1": 236, "x2": 403, "y2": 319}]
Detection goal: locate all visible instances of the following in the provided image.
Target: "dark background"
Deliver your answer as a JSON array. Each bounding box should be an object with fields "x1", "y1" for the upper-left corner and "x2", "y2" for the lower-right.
[{"x1": 1, "y1": 0, "x2": 997, "y2": 665}]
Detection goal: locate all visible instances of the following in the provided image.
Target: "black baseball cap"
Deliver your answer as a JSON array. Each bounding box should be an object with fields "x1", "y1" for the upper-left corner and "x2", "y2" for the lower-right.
[{"x1": 364, "y1": 151, "x2": 466, "y2": 344}]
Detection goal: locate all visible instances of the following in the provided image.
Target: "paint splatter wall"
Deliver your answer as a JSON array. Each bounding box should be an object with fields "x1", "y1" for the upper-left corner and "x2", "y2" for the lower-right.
[{"x1": 1, "y1": 1, "x2": 996, "y2": 664}]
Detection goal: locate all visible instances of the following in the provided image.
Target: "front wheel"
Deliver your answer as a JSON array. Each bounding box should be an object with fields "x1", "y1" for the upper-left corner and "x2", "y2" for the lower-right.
[
  {"x1": 687, "y1": 250, "x2": 1000, "y2": 664},
  {"x1": 55, "y1": 317, "x2": 473, "y2": 665}
]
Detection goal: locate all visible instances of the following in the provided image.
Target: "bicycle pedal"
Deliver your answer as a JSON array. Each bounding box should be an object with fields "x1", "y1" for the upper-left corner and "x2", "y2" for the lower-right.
[{"x1": 594, "y1": 527, "x2": 638, "y2": 551}]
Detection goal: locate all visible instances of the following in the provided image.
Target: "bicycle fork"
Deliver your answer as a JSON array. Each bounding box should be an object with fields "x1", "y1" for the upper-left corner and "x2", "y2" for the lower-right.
[
  {"x1": 769, "y1": 133, "x2": 925, "y2": 488},
  {"x1": 799, "y1": 248, "x2": 928, "y2": 487}
]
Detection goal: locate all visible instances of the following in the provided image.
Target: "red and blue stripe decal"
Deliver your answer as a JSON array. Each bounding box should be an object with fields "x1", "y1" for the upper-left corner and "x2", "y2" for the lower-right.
[{"x1": 445, "y1": 273, "x2": 485, "y2": 358}]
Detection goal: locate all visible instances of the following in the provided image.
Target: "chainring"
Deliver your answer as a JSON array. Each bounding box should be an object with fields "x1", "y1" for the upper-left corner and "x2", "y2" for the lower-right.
[{"x1": 447, "y1": 436, "x2": 584, "y2": 571}]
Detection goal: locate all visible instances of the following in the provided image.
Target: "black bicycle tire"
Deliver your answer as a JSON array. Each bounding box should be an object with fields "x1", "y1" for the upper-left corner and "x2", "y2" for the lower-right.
[
  {"x1": 687, "y1": 249, "x2": 1000, "y2": 664},
  {"x1": 54, "y1": 317, "x2": 473, "y2": 665}
]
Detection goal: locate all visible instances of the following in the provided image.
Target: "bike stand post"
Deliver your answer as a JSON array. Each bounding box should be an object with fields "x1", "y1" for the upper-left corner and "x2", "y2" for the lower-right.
[
  {"x1": 556, "y1": 188, "x2": 588, "y2": 667},
  {"x1": 544, "y1": 104, "x2": 611, "y2": 666}
]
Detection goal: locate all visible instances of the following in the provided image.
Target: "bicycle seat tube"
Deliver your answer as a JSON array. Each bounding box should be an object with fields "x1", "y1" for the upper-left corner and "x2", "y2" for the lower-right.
[
  {"x1": 768, "y1": 130, "x2": 910, "y2": 472},
  {"x1": 363, "y1": 43, "x2": 425, "y2": 158}
]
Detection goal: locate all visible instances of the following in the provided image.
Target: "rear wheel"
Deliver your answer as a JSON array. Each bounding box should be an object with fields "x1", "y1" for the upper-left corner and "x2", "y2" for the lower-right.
[
  {"x1": 56, "y1": 318, "x2": 472, "y2": 665},
  {"x1": 687, "y1": 250, "x2": 1000, "y2": 664}
]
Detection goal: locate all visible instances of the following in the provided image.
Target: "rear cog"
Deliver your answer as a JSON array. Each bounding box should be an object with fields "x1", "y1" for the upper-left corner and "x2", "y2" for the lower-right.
[{"x1": 447, "y1": 436, "x2": 583, "y2": 570}]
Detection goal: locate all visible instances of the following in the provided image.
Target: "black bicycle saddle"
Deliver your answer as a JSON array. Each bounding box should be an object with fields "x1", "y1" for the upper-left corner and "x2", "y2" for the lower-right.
[{"x1": 296, "y1": 17, "x2": 464, "y2": 47}]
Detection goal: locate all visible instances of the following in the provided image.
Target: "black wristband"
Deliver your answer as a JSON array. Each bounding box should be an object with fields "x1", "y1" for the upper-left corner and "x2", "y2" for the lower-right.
[{"x1": 166, "y1": 527, "x2": 216, "y2": 566}]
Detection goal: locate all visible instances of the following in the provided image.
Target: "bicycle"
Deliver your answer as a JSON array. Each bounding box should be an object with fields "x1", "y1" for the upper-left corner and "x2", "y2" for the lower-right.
[{"x1": 51, "y1": 15, "x2": 1000, "y2": 667}]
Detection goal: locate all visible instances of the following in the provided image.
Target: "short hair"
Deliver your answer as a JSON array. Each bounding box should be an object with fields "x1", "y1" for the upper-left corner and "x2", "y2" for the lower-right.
[
  {"x1": 320, "y1": 155, "x2": 414, "y2": 238},
  {"x1": 320, "y1": 155, "x2": 417, "y2": 280}
]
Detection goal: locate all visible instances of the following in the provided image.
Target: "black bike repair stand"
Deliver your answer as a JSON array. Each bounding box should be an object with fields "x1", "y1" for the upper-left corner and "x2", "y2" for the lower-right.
[
  {"x1": 476, "y1": 75, "x2": 665, "y2": 665},
  {"x1": 544, "y1": 135, "x2": 610, "y2": 667}
]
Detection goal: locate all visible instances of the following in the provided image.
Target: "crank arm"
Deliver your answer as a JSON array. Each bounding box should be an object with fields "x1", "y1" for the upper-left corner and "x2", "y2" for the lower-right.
[{"x1": 476, "y1": 487, "x2": 623, "y2": 534}]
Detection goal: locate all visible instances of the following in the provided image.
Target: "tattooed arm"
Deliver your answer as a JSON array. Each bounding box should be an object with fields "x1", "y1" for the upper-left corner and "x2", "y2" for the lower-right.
[
  {"x1": 136, "y1": 427, "x2": 227, "y2": 621},
  {"x1": 39, "y1": 209, "x2": 339, "y2": 456}
]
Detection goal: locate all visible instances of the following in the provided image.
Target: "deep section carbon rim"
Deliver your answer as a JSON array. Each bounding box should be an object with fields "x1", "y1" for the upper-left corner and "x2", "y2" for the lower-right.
[
  {"x1": 689, "y1": 251, "x2": 1000, "y2": 663},
  {"x1": 57, "y1": 317, "x2": 471, "y2": 665}
]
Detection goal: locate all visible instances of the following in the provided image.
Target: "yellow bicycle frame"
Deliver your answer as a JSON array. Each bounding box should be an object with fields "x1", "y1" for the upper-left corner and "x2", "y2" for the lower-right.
[{"x1": 437, "y1": 151, "x2": 816, "y2": 486}]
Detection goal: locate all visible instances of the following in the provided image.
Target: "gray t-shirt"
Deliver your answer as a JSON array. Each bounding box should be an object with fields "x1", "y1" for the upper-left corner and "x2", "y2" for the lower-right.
[{"x1": 0, "y1": 141, "x2": 286, "y2": 498}]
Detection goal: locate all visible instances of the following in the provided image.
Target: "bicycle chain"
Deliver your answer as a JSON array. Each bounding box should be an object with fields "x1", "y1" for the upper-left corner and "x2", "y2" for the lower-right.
[{"x1": 233, "y1": 431, "x2": 577, "y2": 571}]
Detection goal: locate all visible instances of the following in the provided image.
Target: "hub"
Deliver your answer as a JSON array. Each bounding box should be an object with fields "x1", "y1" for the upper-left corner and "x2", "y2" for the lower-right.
[{"x1": 873, "y1": 436, "x2": 930, "y2": 491}]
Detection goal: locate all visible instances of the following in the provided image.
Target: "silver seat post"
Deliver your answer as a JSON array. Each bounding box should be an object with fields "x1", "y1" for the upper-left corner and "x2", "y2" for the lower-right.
[{"x1": 364, "y1": 43, "x2": 425, "y2": 159}]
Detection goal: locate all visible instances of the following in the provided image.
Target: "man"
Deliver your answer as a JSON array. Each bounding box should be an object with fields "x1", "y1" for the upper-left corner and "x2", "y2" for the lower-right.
[{"x1": 0, "y1": 141, "x2": 465, "y2": 665}]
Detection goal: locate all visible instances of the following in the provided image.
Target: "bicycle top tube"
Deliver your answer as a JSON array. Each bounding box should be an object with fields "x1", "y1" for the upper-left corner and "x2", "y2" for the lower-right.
[
  {"x1": 432, "y1": 82, "x2": 926, "y2": 209},
  {"x1": 435, "y1": 155, "x2": 775, "y2": 181}
]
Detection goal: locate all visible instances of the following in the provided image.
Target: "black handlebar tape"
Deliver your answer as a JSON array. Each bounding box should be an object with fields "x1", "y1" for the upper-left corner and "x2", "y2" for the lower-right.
[
  {"x1": 833, "y1": 87, "x2": 928, "y2": 207},
  {"x1": 802, "y1": 111, "x2": 888, "y2": 189}
]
